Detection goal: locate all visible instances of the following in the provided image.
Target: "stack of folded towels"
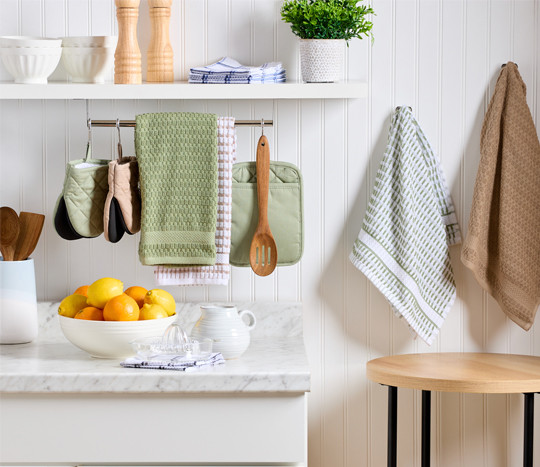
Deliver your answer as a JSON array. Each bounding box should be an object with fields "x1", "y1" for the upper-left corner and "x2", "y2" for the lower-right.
[
  {"x1": 121, "y1": 352, "x2": 225, "y2": 372},
  {"x1": 189, "y1": 57, "x2": 286, "y2": 84},
  {"x1": 135, "y1": 112, "x2": 236, "y2": 286}
]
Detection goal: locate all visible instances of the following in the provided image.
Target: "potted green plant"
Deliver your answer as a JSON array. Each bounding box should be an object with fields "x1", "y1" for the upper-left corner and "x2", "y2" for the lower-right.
[{"x1": 281, "y1": 0, "x2": 374, "y2": 83}]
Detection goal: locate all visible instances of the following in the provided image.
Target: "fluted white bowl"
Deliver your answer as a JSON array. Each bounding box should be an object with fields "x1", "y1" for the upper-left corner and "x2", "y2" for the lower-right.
[
  {"x1": 0, "y1": 36, "x2": 61, "y2": 48},
  {"x1": 58, "y1": 314, "x2": 178, "y2": 359},
  {"x1": 61, "y1": 46, "x2": 114, "y2": 83},
  {"x1": 62, "y1": 36, "x2": 117, "y2": 48},
  {"x1": 0, "y1": 47, "x2": 62, "y2": 83}
]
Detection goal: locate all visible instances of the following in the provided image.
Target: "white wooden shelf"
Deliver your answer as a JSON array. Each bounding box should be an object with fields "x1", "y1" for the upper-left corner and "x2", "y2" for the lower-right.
[{"x1": 0, "y1": 80, "x2": 366, "y2": 100}]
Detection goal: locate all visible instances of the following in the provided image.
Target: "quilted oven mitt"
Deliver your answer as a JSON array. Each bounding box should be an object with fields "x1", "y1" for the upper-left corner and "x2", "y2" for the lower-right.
[
  {"x1": 103, "y1": 156, "x2": 141, "y2": 243},
  {"x1": 53, "y1": 144, "x2": 110, "y2": 240}
]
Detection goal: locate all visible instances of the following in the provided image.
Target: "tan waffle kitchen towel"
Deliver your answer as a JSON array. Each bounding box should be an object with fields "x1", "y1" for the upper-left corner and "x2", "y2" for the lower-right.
[
  {"x1": 461, "y1": 62, "x2": 540, "y2": 330},
  {"x1": 154, "y1": 117, "x2": 236, "y2": 285}
]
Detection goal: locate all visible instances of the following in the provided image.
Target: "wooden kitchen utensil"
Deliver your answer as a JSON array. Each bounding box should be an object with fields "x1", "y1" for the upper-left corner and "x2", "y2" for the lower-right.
[
  {"x1": 0, "y1": 207, "x2": 20, "y2": 261},
  {"x1": 147, "y1": 0, "x2": 173, "y2": 82},
  {"x1": 249, "y1": 135, "x2": 277, "y2": 276},
  {"x1": 114, "y1": 0, "x2": 142, "y2": 84},
  {"x1": 13, "y1": 212, "x2": 45, "y2": 261}
]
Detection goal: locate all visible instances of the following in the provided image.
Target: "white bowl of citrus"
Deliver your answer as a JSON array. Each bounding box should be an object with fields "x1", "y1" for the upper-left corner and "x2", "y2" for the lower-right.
[{"x1": 58, "y1": 278, "x2": 177, "y2": 358}]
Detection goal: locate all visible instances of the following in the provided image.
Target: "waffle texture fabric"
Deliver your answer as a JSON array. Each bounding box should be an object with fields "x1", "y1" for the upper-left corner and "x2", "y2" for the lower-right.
[
  {"x1": 350, "y1": 106, "x2": 461, "y2": 345},
  {"x1": 461, "y1": 62, "x2": 540, "y2": 330},
  {"x1": 136, "y1": 112, "x2": 218, "y2": 266},
  {"x1": 154, "y1": 117, "x2": 236, "y2": 285}
]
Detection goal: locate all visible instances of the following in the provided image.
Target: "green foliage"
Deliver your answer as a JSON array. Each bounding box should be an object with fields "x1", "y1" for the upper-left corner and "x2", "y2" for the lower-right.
[{"x1": 280, "y1": 0, "x2": 375, "y2": 42}]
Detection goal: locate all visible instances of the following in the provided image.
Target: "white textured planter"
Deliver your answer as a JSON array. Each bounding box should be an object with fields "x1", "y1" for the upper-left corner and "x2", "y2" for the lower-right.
[{"x1": 299, "y1": 38, "x2": 345, "y2": 83}]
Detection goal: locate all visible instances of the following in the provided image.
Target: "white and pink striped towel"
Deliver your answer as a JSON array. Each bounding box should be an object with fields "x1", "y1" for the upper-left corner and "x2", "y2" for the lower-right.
[{"x1": 154, "y1": 117, "x2": 237, "y2": 286}]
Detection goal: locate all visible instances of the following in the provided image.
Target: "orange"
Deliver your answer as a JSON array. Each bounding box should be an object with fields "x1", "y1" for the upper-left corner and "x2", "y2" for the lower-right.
[
  {"x1": 74, "y1": 285, "x2": 89, "y2": 297},
  {"x1": 124, "y1": 286, "x2": 148, "y2": 309},
  {"x1": 74, "y1": 306, "x2": 104, "y2": 321},
  {"x1": 103, "y1": 294, "x2": 140, "y2": 321}
]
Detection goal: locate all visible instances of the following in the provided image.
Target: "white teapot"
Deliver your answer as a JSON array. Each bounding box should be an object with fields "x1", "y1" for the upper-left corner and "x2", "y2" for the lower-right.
[{"x1": 190, "y1": 305, "x2": 256, "y2": 359}]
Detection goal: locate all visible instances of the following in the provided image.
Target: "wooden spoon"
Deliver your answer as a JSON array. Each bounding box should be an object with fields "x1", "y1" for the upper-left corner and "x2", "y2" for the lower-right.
[
  {"x1": 249, "y1": 135, "x2": 277, "y2": 276},
  {"x1": 13, "y1": 212, "x2": 45, "y2": 261},
  {"x1": 0, "y1": 207, "x2": 20, "y2": 261}
]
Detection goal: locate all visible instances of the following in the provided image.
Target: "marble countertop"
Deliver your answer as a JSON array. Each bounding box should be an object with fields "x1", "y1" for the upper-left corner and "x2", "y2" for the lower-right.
[{"x1": 0, "y1": 302, "x2": 310, "y2": 394}]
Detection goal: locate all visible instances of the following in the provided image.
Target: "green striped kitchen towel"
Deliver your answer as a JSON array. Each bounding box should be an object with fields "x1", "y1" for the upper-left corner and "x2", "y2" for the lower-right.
[{"x1": 349, "y1": 106, "x2": 460, "y2": 345}]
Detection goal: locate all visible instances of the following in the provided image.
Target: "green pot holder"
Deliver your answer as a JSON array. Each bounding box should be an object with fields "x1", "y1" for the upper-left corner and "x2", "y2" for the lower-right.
[
  {"x1": 53, "y1": 144, "x2": 110, "y2": 239},
  {"x1": 230, "y1": 161, "x2": 304, "y2": 267}
]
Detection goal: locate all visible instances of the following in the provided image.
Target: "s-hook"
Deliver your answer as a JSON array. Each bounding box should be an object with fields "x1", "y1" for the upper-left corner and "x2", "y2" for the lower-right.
[
  {"x1": 116, "y1": 118, "x2": 123, "y2": 161},
  {"x1": 261, "y1": 118, "x2": 265, "y2": 144}
]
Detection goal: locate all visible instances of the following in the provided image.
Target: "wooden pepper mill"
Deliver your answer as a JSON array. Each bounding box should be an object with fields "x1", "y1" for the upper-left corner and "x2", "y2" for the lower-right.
[
  {"x1": 114, "y1": 0, "x2": 142, "y2": 84},
  {"x1": 147, "y1": 0, "x2": 174, "y2": 82}
]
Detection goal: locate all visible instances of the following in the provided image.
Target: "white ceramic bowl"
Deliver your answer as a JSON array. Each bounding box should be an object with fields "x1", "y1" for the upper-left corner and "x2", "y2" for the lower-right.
[
  {"x1": 0, "y1": 47, "x2": 62, "y2": 83},
  {"x1": 0, "y1": 36, "x2": 62, "y2": 48},
  {"x1": 58, "y1": 314, "x2": 178, "y2": 359},
  {"x1": 62, "y1": 36, "x2": 117, "y2": 48},
  {"x1": 61, "y1": 46, "x2": 114, "y2": 83}
]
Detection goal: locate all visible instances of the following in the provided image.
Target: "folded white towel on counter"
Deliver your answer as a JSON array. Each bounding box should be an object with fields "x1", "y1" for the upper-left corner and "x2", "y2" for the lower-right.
[
  {"x1": 154, "y1": 117, "x2": 236, "y2": 286},
  {"x1": 349, "y1": 106, "x2": 461, "y2": 345},
  {"x1": 189, "y1": 57, "x2": 286, "y2": 84},
  {"x1": 121, "y1": 352, "x2": 225, "y2": 372}
]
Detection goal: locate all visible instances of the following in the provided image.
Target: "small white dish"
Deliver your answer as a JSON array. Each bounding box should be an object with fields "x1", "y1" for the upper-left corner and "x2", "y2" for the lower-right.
[
  {"x1": 0, "y1": 36, "x2": 62, "y2": 48},
  {"x1": 62, "y1": 36, "x2": 117, "y2": 48},
  {"x1": 61, "y1": 46, "x2": 114, "y2": 83},
  {"x1": 58, "y1": 314, "x2": 178, "y2": 359},
  {"x1": 0, "y1": 46, "x2": 62, "y2": 83}
]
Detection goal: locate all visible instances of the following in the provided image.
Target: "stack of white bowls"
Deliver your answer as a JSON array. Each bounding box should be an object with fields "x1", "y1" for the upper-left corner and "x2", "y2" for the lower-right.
[
  {"x1": 0, "y1": 36, "x2": 62, "y2": 84},
  {"x1": 61, "y1": 36, "x2": 117, "y2": 84}
]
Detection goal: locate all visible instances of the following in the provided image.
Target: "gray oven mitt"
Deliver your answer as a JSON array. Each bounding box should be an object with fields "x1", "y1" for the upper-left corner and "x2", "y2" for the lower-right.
[
  {"x1": 53, "y1": 144, "x2": 109, "y2": 239},
  {"x1": 103, "y1": 156, "x2": 141, "y2": 243}
]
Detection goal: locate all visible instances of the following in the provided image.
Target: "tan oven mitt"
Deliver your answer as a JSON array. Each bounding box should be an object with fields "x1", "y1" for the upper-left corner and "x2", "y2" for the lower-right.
[{"x1": 103, "y1": 156, "x2": 141, "y2": 243}]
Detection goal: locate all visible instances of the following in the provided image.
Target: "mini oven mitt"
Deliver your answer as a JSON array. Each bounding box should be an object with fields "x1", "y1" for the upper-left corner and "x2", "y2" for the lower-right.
[
  {"x1": 103, "y1": 156, "x2": 141, "y2": 243},
  {"x1": 53, "y1": 146, "x2": 110, "y2": 239}
]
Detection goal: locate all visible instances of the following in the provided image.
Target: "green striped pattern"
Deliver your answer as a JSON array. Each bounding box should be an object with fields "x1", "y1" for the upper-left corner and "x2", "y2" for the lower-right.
[{"x1": 350, "y1": 106, "x2": 460, "y2": 345}]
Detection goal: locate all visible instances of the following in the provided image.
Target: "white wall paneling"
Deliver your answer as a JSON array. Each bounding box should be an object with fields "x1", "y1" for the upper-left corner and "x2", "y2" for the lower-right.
[{"x1": 0, "y1": 1, "x2": 539, "y2": 466}]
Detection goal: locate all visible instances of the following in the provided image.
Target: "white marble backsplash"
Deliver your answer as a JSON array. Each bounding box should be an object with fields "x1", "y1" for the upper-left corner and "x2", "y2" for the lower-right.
[{"x1": 38, "y1": 301, "x2": 303, "y2": 342}]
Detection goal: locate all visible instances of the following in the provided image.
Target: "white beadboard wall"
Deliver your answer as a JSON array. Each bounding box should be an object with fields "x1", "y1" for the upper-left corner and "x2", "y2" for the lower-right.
[{"x1": 0, "y1": 0, "x2": 539, "y2": 466}]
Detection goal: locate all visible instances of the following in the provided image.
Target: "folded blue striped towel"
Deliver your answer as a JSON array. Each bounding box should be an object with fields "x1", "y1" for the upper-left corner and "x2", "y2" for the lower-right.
[
  {"x1": 189, "y1": 57, "x2": 286, "y2": 84},
  {"x1": 350, "y1": 106, "x2": 460, "y2": 345},
  {"x1": 121, "y1": 352, "x2": 225, "y2": 372}
]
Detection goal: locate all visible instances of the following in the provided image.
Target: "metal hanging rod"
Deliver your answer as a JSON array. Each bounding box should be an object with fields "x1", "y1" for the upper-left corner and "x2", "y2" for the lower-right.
[{"x1": 89, "y1": 119, "x2": 273, "y2": 128}]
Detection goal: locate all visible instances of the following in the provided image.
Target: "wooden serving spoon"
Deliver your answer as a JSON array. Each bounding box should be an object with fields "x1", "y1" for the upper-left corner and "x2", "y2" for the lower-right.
[
  {"x1": 249, "y1": 135, "x2": 277, "y2": 276},
  {"x1": 0, "y1": 206, "x2": 20, "y2": 261},
  {"x1": 13, "y1": 212, "x2": 45, "y2": 261}
]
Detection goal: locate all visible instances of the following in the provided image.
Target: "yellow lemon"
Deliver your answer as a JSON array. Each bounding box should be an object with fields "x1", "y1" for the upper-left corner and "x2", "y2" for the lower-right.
[
  {"x1": 139, "y1": 303, "x2": 169, "y2": 320},
  {"x1": 58, "y1": 294, "x2": 88, "y2": 318},
  {"x1": 144, "y1": 289, "x2": 176, "y2": 316},
  {"x1": 87, "y1": 277, "x2": 124, "y2": 309}
]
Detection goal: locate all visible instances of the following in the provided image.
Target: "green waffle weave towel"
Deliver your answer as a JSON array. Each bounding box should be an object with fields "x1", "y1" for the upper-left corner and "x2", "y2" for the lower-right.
[{"x1": 135, "y1": 112, "x2": 218, "y2": 266}]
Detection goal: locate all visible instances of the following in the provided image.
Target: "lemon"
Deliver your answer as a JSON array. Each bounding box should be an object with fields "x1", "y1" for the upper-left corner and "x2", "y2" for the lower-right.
[
  {"x1": 58, "y1": 294, "x2": 88, "y2": 318},
  {"x1": 139, "y1": 303, "x2": 169, "y2": 320},
  {"x1": 144, "y1": 289, "x2": 176, "y2": 316},
  {"x1": 87, "y1": 277, "x2": 124, "y2": 309}
]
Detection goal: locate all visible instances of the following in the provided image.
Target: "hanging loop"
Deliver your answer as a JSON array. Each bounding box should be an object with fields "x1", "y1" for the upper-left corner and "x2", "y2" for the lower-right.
[{"x1": 116, "y1": 118, "x2": 123, "y2": 161}]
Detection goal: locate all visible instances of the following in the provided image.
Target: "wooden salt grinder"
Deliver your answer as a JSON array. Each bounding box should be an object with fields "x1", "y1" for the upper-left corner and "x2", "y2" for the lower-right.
[
  {"x1": 114, "y1": 0, "x2": 142, "y2": 84},
  {"x1": 147, "y1": 0, "x2": 174, "y2": 82}
]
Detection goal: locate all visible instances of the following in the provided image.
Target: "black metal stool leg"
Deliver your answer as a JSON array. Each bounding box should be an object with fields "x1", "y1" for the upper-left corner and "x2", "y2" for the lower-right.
[
  {"x1": 422, "y1": 390, "x2": 431, "y2": 467},
  {"x1": 388, "y1": 385, "x2": 397, "y2": 467},
  {"x1": 524, "y1": 392, "x2": 535, "y2": 467}
]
